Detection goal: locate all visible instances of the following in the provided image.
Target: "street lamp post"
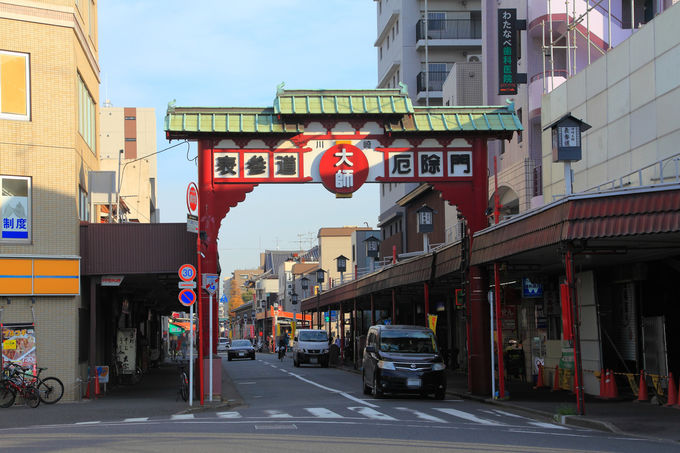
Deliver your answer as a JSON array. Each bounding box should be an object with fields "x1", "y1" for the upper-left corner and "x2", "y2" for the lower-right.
[
  {"x1": 316, "y1": 269, "x2": 325, "y2": 330},
  {"x1": 416, "y1": 204, "x2": 435, "y2": 252},
  {"x1": 335, "y1": 255, "x2": 348, "y2": 284},
  {"x1": 364, "y1": 235, "x2": 381, "y2": 273},
  {"x1": 300, "y1": 276, "x2": 309, "y2": 328}
]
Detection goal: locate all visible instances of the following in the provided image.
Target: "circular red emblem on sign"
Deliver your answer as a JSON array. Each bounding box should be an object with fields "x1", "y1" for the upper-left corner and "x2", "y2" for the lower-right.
[
  {"x1": 319, "y1": 144, "x2": 369, "y2": 194},
  {"x1": 186, "y1": 183, "x2": 198, "y2": 215}
]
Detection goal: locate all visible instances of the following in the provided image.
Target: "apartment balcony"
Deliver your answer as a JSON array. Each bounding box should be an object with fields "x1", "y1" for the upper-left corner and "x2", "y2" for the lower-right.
[
  {"x1": 528, "y1": 70, "x2": 567, "y2": 114},
  {"x1": 415, "y1": 19, "x2": 482, "y2": 49},
  {"x1": 416, "y1": 71, "x2": 447, "y2": 102}
]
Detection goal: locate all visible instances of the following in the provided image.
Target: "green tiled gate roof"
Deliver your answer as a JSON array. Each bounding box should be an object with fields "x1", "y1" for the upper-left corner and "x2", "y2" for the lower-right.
[{"x1": 165, "y1": 86, "x2": 522, "y2": 138}]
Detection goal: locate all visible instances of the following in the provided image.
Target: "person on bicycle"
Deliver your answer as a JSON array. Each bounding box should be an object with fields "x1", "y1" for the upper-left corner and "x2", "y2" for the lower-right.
[{"x1": 278, "y1": 333, "x2": 288, "y2": 357}]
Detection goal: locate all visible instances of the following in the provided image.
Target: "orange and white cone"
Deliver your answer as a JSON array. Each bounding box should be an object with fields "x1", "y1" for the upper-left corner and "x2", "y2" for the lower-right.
[
  {"x1": 666, "y1": 373, "x2": 677, "y2": 407},
  {"x1": 534, "y1": 364, "x2": 546, "y2": 389},
  {"x1": 636, "y1": 370, "x2": 648, "y2": 402},
  {"x1": 552, "y1": 365, "x2": 560, "y2": 392}
]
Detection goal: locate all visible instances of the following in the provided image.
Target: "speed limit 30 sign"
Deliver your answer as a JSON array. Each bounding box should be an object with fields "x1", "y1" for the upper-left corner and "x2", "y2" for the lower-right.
[{"x1": 178, "y1": 264, "x2": 196, "y2": 282}]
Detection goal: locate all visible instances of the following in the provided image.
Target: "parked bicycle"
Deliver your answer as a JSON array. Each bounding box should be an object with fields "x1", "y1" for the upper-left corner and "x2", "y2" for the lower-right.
[
  {"x1": 0, "y1": 364, "x2": 41, "y2": 408},
  {"x1": 177, "y1": 362, "x2": 189, "y2": 402},
  {"x1": 29, "y1": 366, "x2": 64, "y2": 404}
]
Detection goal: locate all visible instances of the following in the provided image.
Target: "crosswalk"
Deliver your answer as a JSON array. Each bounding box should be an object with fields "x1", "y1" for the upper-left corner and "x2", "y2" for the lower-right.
[{"x1": 111, "y1": 406, "x2": 570, "y2": 430}]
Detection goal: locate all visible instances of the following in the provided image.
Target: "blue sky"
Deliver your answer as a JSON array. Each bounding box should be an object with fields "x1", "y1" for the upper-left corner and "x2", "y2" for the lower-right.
[{"x1": 99, "y1": 1, "x2": 379, "y2": 276}]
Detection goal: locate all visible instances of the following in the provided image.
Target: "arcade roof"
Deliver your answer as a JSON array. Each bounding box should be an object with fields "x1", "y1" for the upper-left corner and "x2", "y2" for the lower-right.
[{"x1": 165, "y1": 87, "x2": 522, "y2": 138}]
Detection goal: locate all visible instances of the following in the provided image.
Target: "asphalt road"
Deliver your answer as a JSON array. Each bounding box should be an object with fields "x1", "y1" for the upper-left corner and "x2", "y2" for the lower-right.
[{"x1": 1, "y1": 352, "x2": 679, "y2": 452}]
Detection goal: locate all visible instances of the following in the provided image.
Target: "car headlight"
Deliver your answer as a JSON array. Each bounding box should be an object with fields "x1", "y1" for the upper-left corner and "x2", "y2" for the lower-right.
[
  {"x1": 432, "y1": 363, "x2": 446, "y2": 371},
  {"x1": 377, "y1": 360, "x2": 395, "y2": 370}
]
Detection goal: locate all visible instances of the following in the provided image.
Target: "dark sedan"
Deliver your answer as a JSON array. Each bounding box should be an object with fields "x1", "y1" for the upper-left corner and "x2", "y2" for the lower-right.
[{"x1": 227, "y1": 339, "x2": 256, "y2": 361}]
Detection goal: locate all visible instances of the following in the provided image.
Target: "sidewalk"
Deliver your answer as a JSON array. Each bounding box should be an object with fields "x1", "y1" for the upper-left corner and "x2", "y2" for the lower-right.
[
  {"x1": 444, "y1": 371, "x2": 680, "y2": 442},
  {"x1": 0, "y1": 358, "x2": 242, "y2": 430}
]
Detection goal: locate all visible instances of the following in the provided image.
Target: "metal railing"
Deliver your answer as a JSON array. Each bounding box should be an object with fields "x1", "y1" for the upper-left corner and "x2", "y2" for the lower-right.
[
  {"x1": 416, "y1": 71, "x2": 448, "y2": 92},
  {"x1": 416, "y1": 19, "x2": 482, "y2": 40},
  {"x1": 552, "y1": 152, "x2": 680, "y2": 200}
]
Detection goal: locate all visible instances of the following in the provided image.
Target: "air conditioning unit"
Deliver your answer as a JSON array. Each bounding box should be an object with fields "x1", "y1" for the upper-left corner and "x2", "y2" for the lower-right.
[{"x1": 467, "y1": 54, "x2": 482, "y2": 63}]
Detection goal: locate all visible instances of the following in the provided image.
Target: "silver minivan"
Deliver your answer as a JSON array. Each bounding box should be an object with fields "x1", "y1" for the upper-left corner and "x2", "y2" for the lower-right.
[{"x1": 293, "y1": 329, "x2": 330, "y2": 367}]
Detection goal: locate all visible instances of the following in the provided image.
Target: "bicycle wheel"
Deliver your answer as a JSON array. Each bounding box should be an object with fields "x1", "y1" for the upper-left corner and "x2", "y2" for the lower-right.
[
  {"x1": 25, "y1": 385, "x2": 40, "y2": 408},
  {"x1": 37, "y1": 377, "x2": 64, "y2": 404},
  {"x1": 0, "y1": 382, "x2": 16, "y2": 408},
  {"x1": 179, "y1": 372, "x2": 189, "y2": 402}
]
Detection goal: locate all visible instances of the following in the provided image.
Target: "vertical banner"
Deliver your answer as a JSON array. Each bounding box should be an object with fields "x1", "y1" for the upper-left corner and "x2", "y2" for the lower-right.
[
  {"x1": 498, "y1": 9, "x2": 518, "y2": 95},
  {"x1": 427, "y1": 314, "x2": 438, "y2": 333},
  {"x1": 1, "y1": 323, "x2": 37, "y2": 373},
  {"x1": 291, "y1": 321, "x2": 296, "y2": 339}
]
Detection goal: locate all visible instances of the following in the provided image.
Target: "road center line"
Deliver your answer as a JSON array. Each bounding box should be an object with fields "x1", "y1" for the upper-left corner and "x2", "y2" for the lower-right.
[{"x1": 285, "y1": 371, "x2": 378, "y2": 408}]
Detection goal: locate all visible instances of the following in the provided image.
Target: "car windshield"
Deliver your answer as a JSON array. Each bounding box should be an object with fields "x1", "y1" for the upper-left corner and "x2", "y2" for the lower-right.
[
  {"x1": 379, "y1": 330, "x2": 438, "y2": 354},
  {"x1": 231, "y1": 340, "x2": 251, "y2": 347},
  {"x1": 299, "y1": 331, "x2": 328, "y2": 342}
]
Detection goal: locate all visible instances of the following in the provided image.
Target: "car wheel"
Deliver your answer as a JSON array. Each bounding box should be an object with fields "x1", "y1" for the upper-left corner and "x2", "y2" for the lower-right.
[
  {"x1": 372, "y1": 373, "x2": 383, "y2": 398},
  {"x1": 251, "y1": 355, "x2": 255, "y2": 360},
  {"x1": 435, "y1": 389, "x2": 446, "y2": 400},
  {"x1": 227, "y1": 356, "x2": 232, "y2": 361},
  {"x1": 362, "y1": 372, "x2": 371, "y2": 395}
]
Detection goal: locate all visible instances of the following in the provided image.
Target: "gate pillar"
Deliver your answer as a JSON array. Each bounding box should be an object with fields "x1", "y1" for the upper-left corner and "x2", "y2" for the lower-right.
[
  {"x1": 198, "y1": 140, "x2": 256, "y2": 355},
  {"x1": 433, "y1": 137, "x2": 491, "y2": 395}
]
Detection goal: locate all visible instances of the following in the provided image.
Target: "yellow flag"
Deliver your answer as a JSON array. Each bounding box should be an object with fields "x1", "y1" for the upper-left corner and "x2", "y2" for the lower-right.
[
  {"x1": 276, "y1": 324, "x2": 280, "y2": 336},
  {"x1": 291, "y1": 321, "x2": 296, "y2": 338},
  {"x1": 428, "y1": 314, "x2": 438, "y2": 332}
]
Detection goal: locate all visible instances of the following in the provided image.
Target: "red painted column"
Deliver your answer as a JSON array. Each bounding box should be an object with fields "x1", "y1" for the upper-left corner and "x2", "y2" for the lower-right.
[
  {"x1": 434, "y1": 137, "x2": 491, "y2": 395},
  {"x1": 340, "y1": 304, "x2": 345, "y2": 361}
]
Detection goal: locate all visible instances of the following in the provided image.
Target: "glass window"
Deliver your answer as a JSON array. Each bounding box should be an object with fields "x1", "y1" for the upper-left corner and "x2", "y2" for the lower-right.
[
  {"x1": 299, "y1": 331, "x2": 328, "y2": 342},
  {"x1": 78, "y1": 74, "x2": 96, "y2": 154},
  {"x1": 0, "y1": 50, "x2": 30, "y2": 120},
  {"x1": 79, "y1": 186, "x2": 89, "y2": 222},
  {"x1": 379, "y1": 330, "x2": 438, "y2": 353},
  {"x1": 1, "y1": 175, "x2": 31, "y2": 243},
  {"x1": 428, "y1": 12, "x2": 446, "y2": 31}
]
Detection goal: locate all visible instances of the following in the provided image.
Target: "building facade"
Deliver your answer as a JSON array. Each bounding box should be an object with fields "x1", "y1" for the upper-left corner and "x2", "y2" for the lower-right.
[
  {"x1": 99, "y1": 106, "x2": 158, "y2": 223},
  {"x1": 0, "y1": 0, "x2": 99, "y2": 401}
]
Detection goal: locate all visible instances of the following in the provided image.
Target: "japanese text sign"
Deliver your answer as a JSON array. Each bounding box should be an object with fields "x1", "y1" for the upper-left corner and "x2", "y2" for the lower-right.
[{"x1": 498, "y1": 9, "x2": 518, "y2": 95}]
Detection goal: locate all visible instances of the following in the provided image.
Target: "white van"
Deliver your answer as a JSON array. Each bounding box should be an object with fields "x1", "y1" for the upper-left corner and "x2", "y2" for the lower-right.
[{"x1": 293, "y1": 329, "x2": 329, "y2": 367}]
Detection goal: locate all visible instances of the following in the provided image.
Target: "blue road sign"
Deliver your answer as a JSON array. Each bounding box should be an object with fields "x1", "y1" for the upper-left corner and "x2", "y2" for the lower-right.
[
  {"x1": 178, "y1": 288, "x2": 197, "y2": 307},
  {"x1": 220, "y1": 295, "x2": 228, "y2": 304}
]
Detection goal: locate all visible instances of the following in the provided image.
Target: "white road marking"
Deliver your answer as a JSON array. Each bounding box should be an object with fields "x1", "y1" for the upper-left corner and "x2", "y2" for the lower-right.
[
  {"x1": 285, "y1": 371, "x2": 378, "y2": 408},
  {"x1": 528, "y1": 421, "x2": 570, "y2": 430},
  {"x1": 488, "y1": 409, "x2": 528, "y2": 419},
  {"x1": 216, "y1": 411, "x2": 241, "y2": 418},
  {"x1": 395, "y1": 407, "x2": 446, "y2": 423},
  {"x1": 171, "y1": 414, "x2": 195, "y2": 420},
  {"x1": 75, "y1": 421, "x2": 100, "y2": 425},
  {"x1": 304, "y1": 407, "x2": 344, "y2": 418},
  {"x1": 434, "y1": 408, "x2": 504, "y2": 426},
  {"x1": 348, "y1": 406, "x2": 397, "y2": 421},
  {"x1": 264, "y1": 410, "x2": 293, "y2": 418},
  {"x1": 237, "y1": 381, "x2": 257, "y2": 385},
  {"x1": 123, "y1": 418, "x2": 149, "y2": 422}
]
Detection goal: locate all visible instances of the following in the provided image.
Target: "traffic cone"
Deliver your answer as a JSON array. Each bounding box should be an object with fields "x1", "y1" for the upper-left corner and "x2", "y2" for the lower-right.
[
  {"x1": 602, "y1": 369, "x2": 613, "y2": 399},
  {"x1": 84, "y1": 380, "x2": 91, "y2": 399},
  {"x1": 636, "y1": 370, "x2": 648, "y2": 402},
  {"x1": 665, "y1": 373, "x2": 677, "y2": 407},
  {"x1": 534, "y1": 364, "x2": 546, "y2": 389},
  {"x1": 94, "y1": 368, "x2": 101, "y2": 398},
  {"x1": 552, "y1": 365, "x2": 560, "y2": 392},
  {"x1": 598, "y1": 369, "x2": 605, "y2": 397}
]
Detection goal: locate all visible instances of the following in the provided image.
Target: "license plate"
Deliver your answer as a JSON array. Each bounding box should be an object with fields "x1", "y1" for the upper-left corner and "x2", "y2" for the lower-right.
[
  {"x1": 239, "y1": 352, "x2": 244, "y2": 356},
  {"x1": 406, "y1": 378, "x2": 421, "y2": 388},
  {"x1": 309, "y1": 357, "x2": 317, "y2": 364}
]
